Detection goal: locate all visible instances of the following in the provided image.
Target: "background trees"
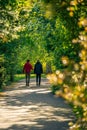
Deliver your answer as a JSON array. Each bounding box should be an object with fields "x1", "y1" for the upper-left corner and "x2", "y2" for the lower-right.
[
  {"x1": 0, "y1": 0, "x2": 87, "y2": 129},
  {"x1": 0, "y1": 0, "x2": 86, "y2": 85},
  {"x1": 44, "y1": 0, "x2": 87, "y2": 129}
]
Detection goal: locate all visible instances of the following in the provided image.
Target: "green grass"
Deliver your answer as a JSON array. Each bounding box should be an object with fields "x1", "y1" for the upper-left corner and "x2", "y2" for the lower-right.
[
  {"x1": 14, "y1": 74, "x2": 25, "y2": 81},
  {"x1": 14, "y1": 73, "x2": 46, "y2": 82}
]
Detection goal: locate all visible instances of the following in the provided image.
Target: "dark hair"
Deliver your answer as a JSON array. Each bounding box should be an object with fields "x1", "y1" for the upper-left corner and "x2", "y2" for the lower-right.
[{"x1": 27, "y1": 60, "x2": 30, "y2": 62}]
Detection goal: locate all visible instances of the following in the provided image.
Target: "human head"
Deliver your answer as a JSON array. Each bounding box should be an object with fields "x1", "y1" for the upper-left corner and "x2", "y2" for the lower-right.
[
  {"x1": 37, "y1": 60, "x2": 40, "y2": 63},
  {"x1": 37, "y1": 60, "x2": 39, "y2": 62},
  {"x1": 27, "y1": 60, "x2": 30, "y2": 62}
]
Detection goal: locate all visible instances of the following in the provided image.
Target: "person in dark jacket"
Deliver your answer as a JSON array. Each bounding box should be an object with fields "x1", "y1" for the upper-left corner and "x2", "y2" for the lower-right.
[
  {"x1": 23, "y1": 60, "x2": 33, "y2": 86},
  {"x1": 34, "y1": 60, "x2": 43, "y2": 86}
]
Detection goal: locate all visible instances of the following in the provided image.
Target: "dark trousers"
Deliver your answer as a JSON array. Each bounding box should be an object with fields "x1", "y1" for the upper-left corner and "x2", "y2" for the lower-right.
[
  {"x1": 36, "y1": 74, "x2": 41, "y2": 86},
  {"x1": 25, "y1": 73, "x2": 30, "y2": 86}
]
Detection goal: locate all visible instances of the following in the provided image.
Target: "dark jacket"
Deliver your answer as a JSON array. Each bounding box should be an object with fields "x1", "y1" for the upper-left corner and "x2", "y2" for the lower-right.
[{"x1": 34, "y1": 61, "x2": 43, "y2": 74}]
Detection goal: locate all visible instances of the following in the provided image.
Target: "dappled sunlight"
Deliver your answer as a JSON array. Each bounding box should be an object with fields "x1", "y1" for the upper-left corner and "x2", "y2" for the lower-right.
[
  {"x1": 5, "y1": 88, "x2": 50, "y2": 96},
  {"x1": 36, "y1": 89, "x2": 51, "y2": 94},
  {"x1": 0, "y1": 92, "x2": 6, "y2": 97},
  {"x1": 1, "y1": 0, "x2": 86, "y2": 129},
  {"x1": 12, "y1": 78, "x2": 50, "y2": 89},
  {"x1": 0, "y1": 101, "x2": 74, "y2": 129},
  {"x1": 0, "y1": 78, "x2": 74, "y2": 130}
]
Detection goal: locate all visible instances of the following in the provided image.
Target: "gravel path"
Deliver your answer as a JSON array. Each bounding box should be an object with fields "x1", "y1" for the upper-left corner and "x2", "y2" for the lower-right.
[{"x1": 0, "y1": 78, "x2": 75, "y2": 130}]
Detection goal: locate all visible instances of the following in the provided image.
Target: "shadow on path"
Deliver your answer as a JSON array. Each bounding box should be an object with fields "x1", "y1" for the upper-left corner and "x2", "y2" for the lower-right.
[{"x1": 0, "y1": 78, "x2": 75, "y2": 130}]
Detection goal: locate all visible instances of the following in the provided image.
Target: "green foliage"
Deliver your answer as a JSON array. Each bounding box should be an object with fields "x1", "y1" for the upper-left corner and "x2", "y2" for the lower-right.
[
  {"x1": 73, "y1": 106, "x2": 83, "y2": 119},
  {"x1": 0, "y1": 55, "x2": 6, "y2": 88},
  {"x1": 1, "y1": 4, "x2": 87, "y2": 130},
  {"x1": 51, "y1": 85, "x2": 61, "y2": 94}
]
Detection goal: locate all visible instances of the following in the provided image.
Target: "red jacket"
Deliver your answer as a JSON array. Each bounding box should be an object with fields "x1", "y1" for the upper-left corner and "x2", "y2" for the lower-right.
[{"x1": 23, "y1": 62, "x2": 33, "y2": 73}]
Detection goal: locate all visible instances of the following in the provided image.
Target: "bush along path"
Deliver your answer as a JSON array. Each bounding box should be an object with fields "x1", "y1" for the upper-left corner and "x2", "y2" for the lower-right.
[{"x1": 0, "y1": 78, "x2": 75, "y2": 130}]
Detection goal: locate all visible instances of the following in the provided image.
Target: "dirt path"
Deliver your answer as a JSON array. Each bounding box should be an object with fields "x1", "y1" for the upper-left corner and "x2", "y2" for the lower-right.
[{"x1": 0, "y1": 78, "x2": 75, "y2": 130}]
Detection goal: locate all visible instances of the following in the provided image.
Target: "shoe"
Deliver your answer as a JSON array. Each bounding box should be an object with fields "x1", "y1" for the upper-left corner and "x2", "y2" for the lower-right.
[
  {"x1": 36, "y1": 83, "x2": 38, "y2": 86},
  {"x1": 26, "y1": 83, "x2": 29, "y2": 86}
]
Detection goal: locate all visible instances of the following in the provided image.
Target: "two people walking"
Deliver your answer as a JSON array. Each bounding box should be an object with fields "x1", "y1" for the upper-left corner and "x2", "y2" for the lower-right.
[{"x1": 23, "y1": 60, "x2": 43, "y2": 86}]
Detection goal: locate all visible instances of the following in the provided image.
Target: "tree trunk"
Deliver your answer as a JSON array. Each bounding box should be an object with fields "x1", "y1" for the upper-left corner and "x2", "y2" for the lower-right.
[
  {"x1": 46, "y1": 62, "x2": 52, "y2": 74},
  {"x1": 10, "y1": 71, "x2": 14, "y2": 82}
]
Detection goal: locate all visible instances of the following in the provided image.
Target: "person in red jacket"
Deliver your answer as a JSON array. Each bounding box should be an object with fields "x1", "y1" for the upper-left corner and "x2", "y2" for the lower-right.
[{"x1": 23, "y1": 60, "x2": 33, "y2": 86}]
